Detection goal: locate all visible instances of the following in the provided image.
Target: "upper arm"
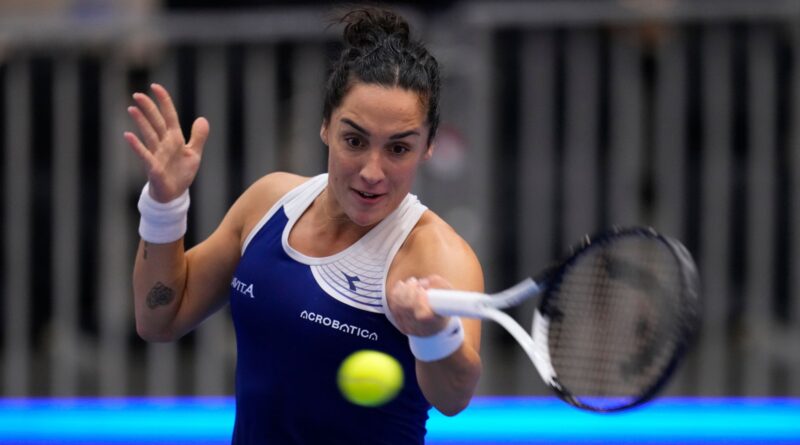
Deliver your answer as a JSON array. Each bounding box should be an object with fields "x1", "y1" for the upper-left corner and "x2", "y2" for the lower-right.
[{"x1": 389, "y1": 211, "x2": 484, "y2": 295}]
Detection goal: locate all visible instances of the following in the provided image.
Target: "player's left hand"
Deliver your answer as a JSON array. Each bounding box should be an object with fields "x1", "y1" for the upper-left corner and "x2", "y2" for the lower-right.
[{"x1": 387, "y1": 275, "x2": 451, "y2": 337}]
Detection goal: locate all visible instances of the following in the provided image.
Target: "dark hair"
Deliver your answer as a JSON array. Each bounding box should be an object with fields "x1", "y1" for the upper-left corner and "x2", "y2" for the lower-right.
[{"x1": 323, "y1": 8, "x2": 441, "y2": 145}]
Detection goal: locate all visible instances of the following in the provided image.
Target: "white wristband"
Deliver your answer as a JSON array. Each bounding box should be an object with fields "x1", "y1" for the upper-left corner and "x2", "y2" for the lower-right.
[
  {"x1": 408, "y1": 316, "x2": 465, "y2": 362},
  {"x1": 137, "y1": 183, "x2": 190, "y2": 244}
]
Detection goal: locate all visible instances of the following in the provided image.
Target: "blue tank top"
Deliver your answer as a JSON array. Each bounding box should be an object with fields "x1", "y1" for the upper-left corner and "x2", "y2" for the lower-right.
[{"x1": 229, "y1": 174, "x2": 430, "y2": 444}]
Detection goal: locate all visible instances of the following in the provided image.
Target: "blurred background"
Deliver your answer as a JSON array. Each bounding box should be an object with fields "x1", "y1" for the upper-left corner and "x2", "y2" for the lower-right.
[{"x1": 0, "y1": 0, "x2": 799, "y2": 403}]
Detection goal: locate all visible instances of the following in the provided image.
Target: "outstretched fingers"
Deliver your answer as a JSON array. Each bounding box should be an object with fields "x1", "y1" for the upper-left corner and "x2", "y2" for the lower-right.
[
  {"x1": 124, "y1": 131, "x2": 158, "y2": 172},
  {"x1": 127, "y1": 105, "x2": 160, "y2": 151},
  {"x1": 150, "y1": 83, "x2": 181, "y2": 131},
  {"x1": 132, "y1": 91, "x2": 167, "y2": 138},
  {"x1": 124, "y1": 83, "x2": 206, "y2": 201},
  {"x1": 188, "y1": 117, "x2": 210, "y2": 156}
]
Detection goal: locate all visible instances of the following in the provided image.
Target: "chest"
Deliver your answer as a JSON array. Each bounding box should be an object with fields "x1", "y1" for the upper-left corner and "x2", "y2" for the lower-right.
[
  {"x1": 229, "y1": 209, "x2": 404, "y2": 356},
  {"x1": 286, "y1": 212, "x2": 369, "y2": 258}
]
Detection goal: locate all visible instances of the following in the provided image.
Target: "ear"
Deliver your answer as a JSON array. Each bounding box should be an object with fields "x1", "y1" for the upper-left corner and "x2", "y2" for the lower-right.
[
  {"x1": 320, "y1": 120, "x2": 329, "y2": 146},
  {"x1": 422, "y1": 142, "x2": 435, "y2": 161}
]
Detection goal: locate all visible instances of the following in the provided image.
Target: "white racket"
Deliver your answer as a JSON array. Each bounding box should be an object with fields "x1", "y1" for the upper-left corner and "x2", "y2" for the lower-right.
[{"x1": 428, "y1": 227, "x2": 700, "y2": 412}]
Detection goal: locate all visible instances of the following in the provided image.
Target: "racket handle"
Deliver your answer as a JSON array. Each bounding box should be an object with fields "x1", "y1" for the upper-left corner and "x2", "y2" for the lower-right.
[
  {"x1": 426, "y1": 289, "x2": 493, "y2": 318},
  {"x1": 492, "y1": 278, "x2": 541, "y2": 308}
]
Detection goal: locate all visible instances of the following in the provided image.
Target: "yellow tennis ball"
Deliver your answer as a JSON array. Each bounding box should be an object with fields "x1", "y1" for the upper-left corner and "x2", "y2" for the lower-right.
[{"x1": 337, "y1": 350, "x2": 404, "y2": 407}]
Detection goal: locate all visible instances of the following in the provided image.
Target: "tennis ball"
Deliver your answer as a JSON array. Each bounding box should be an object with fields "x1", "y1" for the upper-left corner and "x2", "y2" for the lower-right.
[{"x1": 337, "y1": 350, "x2": 404, "y2": 407}]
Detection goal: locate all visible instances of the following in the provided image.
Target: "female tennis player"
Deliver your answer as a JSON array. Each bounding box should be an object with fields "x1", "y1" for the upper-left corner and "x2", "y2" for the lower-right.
[{"x1": 124, "y1": 7, "x2": 482, "y2": 444}]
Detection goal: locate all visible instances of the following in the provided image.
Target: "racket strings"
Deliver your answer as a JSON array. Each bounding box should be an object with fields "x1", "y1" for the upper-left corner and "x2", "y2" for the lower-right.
[{"x1": 543, "y1": 236, "x2": 686, "y2": 410}]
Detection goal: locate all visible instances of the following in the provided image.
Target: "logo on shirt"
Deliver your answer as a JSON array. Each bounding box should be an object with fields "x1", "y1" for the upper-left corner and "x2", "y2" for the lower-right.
[
  {"x1": 231, "y1": 276, "x2": 256, "y2": 299},
  {"x1": 299, "y1": 310, "x2": 378, "y2": 341},
  {"x1": 343, "y1": 273, "x2": 361, "y2": 291}
]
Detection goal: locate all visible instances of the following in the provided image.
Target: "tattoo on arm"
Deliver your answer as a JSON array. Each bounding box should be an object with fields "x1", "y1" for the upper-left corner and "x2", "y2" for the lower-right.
[
  {"x1": 143, "y1": 241, "x2": 149, "y2": 260},
  {"x1": 146, "y1": 282, "x2": 175, "y2": 309}
]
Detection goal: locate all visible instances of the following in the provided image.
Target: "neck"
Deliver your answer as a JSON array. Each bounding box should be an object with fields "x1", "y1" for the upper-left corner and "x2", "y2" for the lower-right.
[
  {"x1": 318, "y1": 188, "x2": 350, "y2": 224},
  {"x1": 288, "y1": 187, "x2": 379, "y2": 258},
  {"x1": 313, "y1": 188, "x2": 372, "y2": 240}
]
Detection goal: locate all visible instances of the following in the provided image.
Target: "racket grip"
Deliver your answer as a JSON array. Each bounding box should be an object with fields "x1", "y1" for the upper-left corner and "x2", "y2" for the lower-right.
[{"x1": 426, "y1": 289, "x2": 492, "y2": 318}]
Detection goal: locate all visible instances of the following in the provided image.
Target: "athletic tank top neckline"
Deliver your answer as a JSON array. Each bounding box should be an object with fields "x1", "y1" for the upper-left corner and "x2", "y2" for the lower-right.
[{"x1": 280, "y1": 174, "x2": 419, "y2": 266}]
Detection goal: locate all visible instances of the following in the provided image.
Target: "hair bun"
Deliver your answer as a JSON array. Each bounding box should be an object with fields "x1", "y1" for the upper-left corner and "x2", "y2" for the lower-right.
[{"x1": 340, "y1": 8, "x2": 410, "y2": 49}]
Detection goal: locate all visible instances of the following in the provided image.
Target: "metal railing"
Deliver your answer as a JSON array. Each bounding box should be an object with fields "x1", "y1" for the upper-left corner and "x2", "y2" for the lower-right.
[{"x1": 1, "y1": 1, "x2": 799, "y2": 398}]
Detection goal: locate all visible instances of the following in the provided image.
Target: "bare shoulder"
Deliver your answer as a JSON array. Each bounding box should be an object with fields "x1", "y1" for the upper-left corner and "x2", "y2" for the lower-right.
[
  {"x1": 405, "y1": 211, "x2": 474, "y2": 261},
  {"x1": 241, "y1": 171, "x2": 308, "y2": 206},
  {"x1": 231, "y1": 172, "x2": 310, "y2": 242},
  {"x1": 390, "y1": 210, "x2": 484, "y2": 292}
]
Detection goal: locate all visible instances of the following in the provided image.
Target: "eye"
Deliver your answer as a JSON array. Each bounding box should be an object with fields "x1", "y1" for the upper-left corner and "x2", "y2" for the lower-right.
[
  {"x1": 345, "y1": 135, "x2": 364, "y2": 149},
  {"x1": 389, "y1": 144, "x2": 411, "y2": 156}
]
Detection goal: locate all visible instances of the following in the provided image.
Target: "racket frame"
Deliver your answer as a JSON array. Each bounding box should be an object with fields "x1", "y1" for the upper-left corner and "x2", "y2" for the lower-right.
[{"x1": 426, "y1": 226, "x2": 700, "y2": 412}]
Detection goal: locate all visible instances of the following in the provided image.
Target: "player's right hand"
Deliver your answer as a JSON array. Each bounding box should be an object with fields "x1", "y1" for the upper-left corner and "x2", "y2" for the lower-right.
[
  {"x1": 124, "y1": 83, "x2": 209, "y2": 203},
  {"x1": 387, "y1": 275, "x2": 451, "y2": 338}
]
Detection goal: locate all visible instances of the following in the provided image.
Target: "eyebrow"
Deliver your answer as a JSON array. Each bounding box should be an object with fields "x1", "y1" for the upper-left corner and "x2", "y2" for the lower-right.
[{"x1": 341, "y1": 118, "x2": 420, "y2": 140}]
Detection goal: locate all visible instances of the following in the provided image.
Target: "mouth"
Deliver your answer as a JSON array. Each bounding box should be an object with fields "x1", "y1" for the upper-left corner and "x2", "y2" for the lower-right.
[{"x1": 353, "y1": 188, "x2": 386, "y2": 203}]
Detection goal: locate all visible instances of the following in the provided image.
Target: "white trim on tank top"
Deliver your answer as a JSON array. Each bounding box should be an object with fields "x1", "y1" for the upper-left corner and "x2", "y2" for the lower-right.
[{"x1": 240, "y1": 173, "x2": 427, "y2": 314}]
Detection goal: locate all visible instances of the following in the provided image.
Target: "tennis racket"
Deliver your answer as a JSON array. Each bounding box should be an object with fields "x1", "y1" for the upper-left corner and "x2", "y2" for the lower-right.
[{"x1": 427, "y1": 226, "x2": 700, "y2": 412}]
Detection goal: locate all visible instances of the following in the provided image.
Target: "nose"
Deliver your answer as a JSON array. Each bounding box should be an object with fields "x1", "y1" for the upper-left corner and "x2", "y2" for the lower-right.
[{"x1": 359, "y1": 149, "x2": 385, "y2": 185}]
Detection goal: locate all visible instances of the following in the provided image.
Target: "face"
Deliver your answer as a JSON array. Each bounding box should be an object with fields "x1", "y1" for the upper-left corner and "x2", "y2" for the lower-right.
[{"x1": 320, "y1": 83, "x2": 433, "y2": 227}]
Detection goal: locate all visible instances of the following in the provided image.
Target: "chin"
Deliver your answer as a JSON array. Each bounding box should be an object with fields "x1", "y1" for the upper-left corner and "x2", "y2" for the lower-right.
[
  {"x1": 347, "y1": 204, "x2": 392, "y2": 227},
  {"x1": 345, "y1": 199, "x2": 394, "y2": 227},
  {"x1": 349, "y1": 213, "x2": 383, "y2": 227}
]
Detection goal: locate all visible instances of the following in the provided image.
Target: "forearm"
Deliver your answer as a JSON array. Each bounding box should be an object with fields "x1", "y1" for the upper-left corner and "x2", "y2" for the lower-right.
[
  {"x1": 132, "y1": 239, "x2": 188, "y2": 342},
  {"x1": 387, "y1": 273, "x2": 484, "y2": 415},
  {"x1": 125, "y1": 84, "x2": 219, "y2": 341},
  {"x1": 416, "y1": 342, "x2": 482, "y2": 416}
]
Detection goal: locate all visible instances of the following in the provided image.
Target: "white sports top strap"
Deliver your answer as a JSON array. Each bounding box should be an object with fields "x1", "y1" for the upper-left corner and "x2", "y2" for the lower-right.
[{"x1": 241, "y1": 174, "x2": 327, "y2": 255}]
